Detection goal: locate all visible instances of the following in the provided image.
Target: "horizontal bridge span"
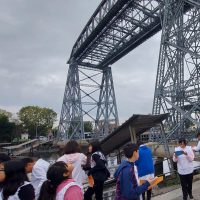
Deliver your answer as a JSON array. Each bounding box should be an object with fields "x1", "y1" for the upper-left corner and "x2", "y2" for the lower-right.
[
  {"x1": 69, "y1": 0, "x2": 193, "y2": 69},
  {"x1": 69, "y1": 0, "x2": 164, "y2": 68}
]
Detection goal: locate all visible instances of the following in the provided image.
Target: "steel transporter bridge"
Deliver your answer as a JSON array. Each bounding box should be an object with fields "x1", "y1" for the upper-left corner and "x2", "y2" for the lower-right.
[{"x1": 58, "y1": 0, "x2": 200, "y2": 148}]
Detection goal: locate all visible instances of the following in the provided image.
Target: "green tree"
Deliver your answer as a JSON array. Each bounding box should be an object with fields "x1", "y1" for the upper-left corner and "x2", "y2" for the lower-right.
[
  {"x1": 52, "y1": 126, "x2": 58, "y2": 134},
  {"x1": 18, "y1": 106, "x2": 57, "y2": 138},
  {"x1": 0, "y1": 114, "x2": 15, "y2": 142},
  {"x1": 84, "y1": 121, "x2": 93, "y2": 132},
  {"x1": 0, "y1": 109, "x2": 12, "y2": 118},
  {"x1": 185, "y1": 119, "x2": 194, "y2": 129}
]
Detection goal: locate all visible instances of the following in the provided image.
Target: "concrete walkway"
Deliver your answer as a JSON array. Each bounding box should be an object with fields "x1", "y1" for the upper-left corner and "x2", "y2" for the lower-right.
[{"x1": 152, "y1": 180, "x2": 200, "y2": 200}]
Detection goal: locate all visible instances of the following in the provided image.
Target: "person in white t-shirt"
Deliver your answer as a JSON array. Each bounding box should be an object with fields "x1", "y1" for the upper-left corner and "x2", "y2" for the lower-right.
[
  {"x1": 173, "y1": 138, "x2": 194, "y2": 200},
  {"x1": 192, "y1": 132, "x2": 200, "y2": 152}
]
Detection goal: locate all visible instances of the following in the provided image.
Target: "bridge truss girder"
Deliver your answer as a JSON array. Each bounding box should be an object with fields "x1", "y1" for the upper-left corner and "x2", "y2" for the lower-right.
[
  {"x1": 70, "y1": 0, "x2": 164, "y2": 69},
  {"x1": 152, "y1": 0, "x2": 200, "y2": 141}
]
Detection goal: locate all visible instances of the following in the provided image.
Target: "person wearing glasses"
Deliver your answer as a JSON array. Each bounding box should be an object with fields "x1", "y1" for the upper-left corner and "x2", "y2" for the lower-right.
[
  {"x1": 0, "y1": 153, "x2": 11, "y2": 191},
  {"x1": 0, "y1": 160, "x2": 35, "y2": 200},
  {"x1": 173, "y1": 138, "x2": 194, "y2": 200}
]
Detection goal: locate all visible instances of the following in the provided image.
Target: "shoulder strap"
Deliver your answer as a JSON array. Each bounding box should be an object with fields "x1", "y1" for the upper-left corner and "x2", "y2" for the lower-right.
[
  {"x1": 0, "y1": 191, "x2": 2, "y2": 200},
  {"x1": 14, "y1": 181, "x2": 31, "y2": 200},
  {"x1": 56, "y1": 182, "x2": 82, "y2": 200},
  {"x1": 92, "y1": 152, "x2": 106, "y2": 161},
  {"x1": 1, "y1": 182, "x2": 31, "y2": 200}
]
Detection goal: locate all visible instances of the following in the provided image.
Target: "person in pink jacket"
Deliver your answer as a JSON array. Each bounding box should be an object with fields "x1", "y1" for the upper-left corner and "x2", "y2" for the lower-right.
[
  {"x1": 57, "y1": 140, "x2": 87, "y2": 186},
  {"x1": 38, "y1": 161, "x2": 83, "y2": 200}
]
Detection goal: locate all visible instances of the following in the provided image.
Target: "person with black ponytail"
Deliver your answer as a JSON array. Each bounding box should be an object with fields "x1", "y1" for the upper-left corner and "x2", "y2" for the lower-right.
[
  {"x1": 38, "y1": 161, "x2": 83, "y2": 200},
  {"x1": 84, "y1": 140, "x2": 110, "y2": 200},
  {"x1": 0, "y1": 160, "x2": 35, "y2": 200}
]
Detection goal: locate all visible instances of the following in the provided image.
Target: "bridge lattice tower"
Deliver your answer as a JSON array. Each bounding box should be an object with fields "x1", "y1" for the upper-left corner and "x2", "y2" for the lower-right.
[{"x1": 152, "y1": 0, "x2": 200, "y2": 142}]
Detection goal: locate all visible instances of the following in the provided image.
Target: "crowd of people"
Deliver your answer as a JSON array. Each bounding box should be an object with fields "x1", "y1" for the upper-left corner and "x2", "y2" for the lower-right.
[
  {"x1": 0, "y1": 140, "x2": 110, "y2": 200},
  {"x1": 0, "y1": 133, "x2": 199, "y2": 200}
]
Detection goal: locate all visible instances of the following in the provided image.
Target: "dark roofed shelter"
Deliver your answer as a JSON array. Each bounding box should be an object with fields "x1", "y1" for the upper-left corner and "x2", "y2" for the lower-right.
[{"x1": 101, "y1": 113, "x2": 169, "y2": 155}]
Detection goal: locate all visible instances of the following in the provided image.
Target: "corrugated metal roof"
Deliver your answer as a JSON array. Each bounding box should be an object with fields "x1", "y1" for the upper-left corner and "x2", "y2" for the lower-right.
[{"x1": 101, "y1": 113, "x2": 169, "y2": 155}]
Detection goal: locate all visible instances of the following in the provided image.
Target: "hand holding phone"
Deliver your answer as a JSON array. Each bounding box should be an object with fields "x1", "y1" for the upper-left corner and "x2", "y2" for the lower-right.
[
  {"x1": 183, "y1": 151, "x2": 187, "y2": 155},
  {"x1": 175, "y1": 150, "x2": 184, "y2": 156}
]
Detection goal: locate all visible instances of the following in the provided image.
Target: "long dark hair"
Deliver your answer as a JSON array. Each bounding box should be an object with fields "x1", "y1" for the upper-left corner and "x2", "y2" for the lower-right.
[
  {"x1": 0, "y1": 153, "x2": 10, "y2": 163},
  {"x1": 63, "y1": 140, "x2": 81, "y2": 154},
  {"x1": 90, "y1": 140, "x2": 103, "y2": 153},
  {"x1": 38, "y1": 161, "x2": 69, "y2": 200},
  {"x1": 179, "y1": 137, "x2": 187, "y2": 145},
  {"x1": 2, "y1": 160, "x2": 28, "y2": 200}
]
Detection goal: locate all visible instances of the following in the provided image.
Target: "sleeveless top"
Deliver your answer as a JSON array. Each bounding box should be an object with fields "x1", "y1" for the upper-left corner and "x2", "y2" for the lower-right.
[
  {"x1": 0, "y1": 182, "x2": 30, "y2": 200},
  {"x1": 56, "y1": 181, "x2": 82, "y2": 200},
  {"x1": 57, "y1": 153, "x2": 87, "y2": 185},
  {"x1": 90, "y1": 151, "x2": 106, "y2": 168}
]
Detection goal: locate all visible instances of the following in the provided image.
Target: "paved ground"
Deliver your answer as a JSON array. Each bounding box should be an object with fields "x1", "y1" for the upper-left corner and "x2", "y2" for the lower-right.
[{"x1": 152, "y1": 180, "x2": 200, "y2": 200}]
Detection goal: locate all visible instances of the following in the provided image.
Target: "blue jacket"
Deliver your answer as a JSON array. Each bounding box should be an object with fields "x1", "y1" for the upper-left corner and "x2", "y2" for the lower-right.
[
  {"x1": 114, "y1": 160, "x2": 150, "y2": 200},
  {"x1": 135, "y1": 145, "x2": 154, "y2": 177}
]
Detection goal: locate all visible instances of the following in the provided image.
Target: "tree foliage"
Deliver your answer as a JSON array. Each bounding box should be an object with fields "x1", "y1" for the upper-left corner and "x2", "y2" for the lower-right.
[
  {"x1": 18, "y1": 106, "x2": 57, "y2": 138},
  {"x1": 0, "y1": 109, "x2": 12, "y2": 118},
  {"x1": 0, "y1": 114, "x2": 15, "y2": 142},
  {"x1": 84, "y1": 121, "x2": 93, "y2": 132},
  {"x1": 185, "y1": 119, "x2": 194, "y2": 129}
]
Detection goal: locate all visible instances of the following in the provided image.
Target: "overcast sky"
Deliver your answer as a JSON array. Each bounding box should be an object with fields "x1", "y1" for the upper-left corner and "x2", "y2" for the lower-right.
[{"x1": 0, "y1": 0, "x2": 161, "y2": 124}]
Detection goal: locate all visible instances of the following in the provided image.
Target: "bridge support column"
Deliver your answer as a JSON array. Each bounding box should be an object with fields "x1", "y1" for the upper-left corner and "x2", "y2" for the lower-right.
[
  {"x1": 129, "y1": 126, "x2": 137, "y2": 143},
  {"x1": 58, "y1": 63, "x2": 84, "y2": 140},
  {"x1": 95, "y1": 67, "x2": 119, "y2": 139}
]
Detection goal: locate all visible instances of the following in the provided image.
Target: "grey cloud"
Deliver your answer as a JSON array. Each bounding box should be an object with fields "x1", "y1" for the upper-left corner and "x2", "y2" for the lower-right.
[
  {"x1": 0, "y1": 0, "x2": 101, "y2": 114},
  {"x1": 0, "y1": 0, "x2": 161, "y2": 125},
  {"x1": 112, "y1": 33, "x2": 161, "y2": 121}
]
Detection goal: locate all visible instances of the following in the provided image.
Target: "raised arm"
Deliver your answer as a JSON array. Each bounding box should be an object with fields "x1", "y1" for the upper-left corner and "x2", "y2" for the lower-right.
[
  {"x1": 120, "y1": 167, "x2": 150, "y2": 199},
  {"x1": 185, "y1": 147, "x2": 194, "y2": 162},
  {"x1": 193, "y1": 141, "x2": 200, "y2": 152}
]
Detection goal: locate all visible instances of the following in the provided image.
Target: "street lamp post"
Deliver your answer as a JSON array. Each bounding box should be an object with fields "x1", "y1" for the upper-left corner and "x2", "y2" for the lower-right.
[{"x1": 35, "y1": 125, "x2": 38, "y2": 139}]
